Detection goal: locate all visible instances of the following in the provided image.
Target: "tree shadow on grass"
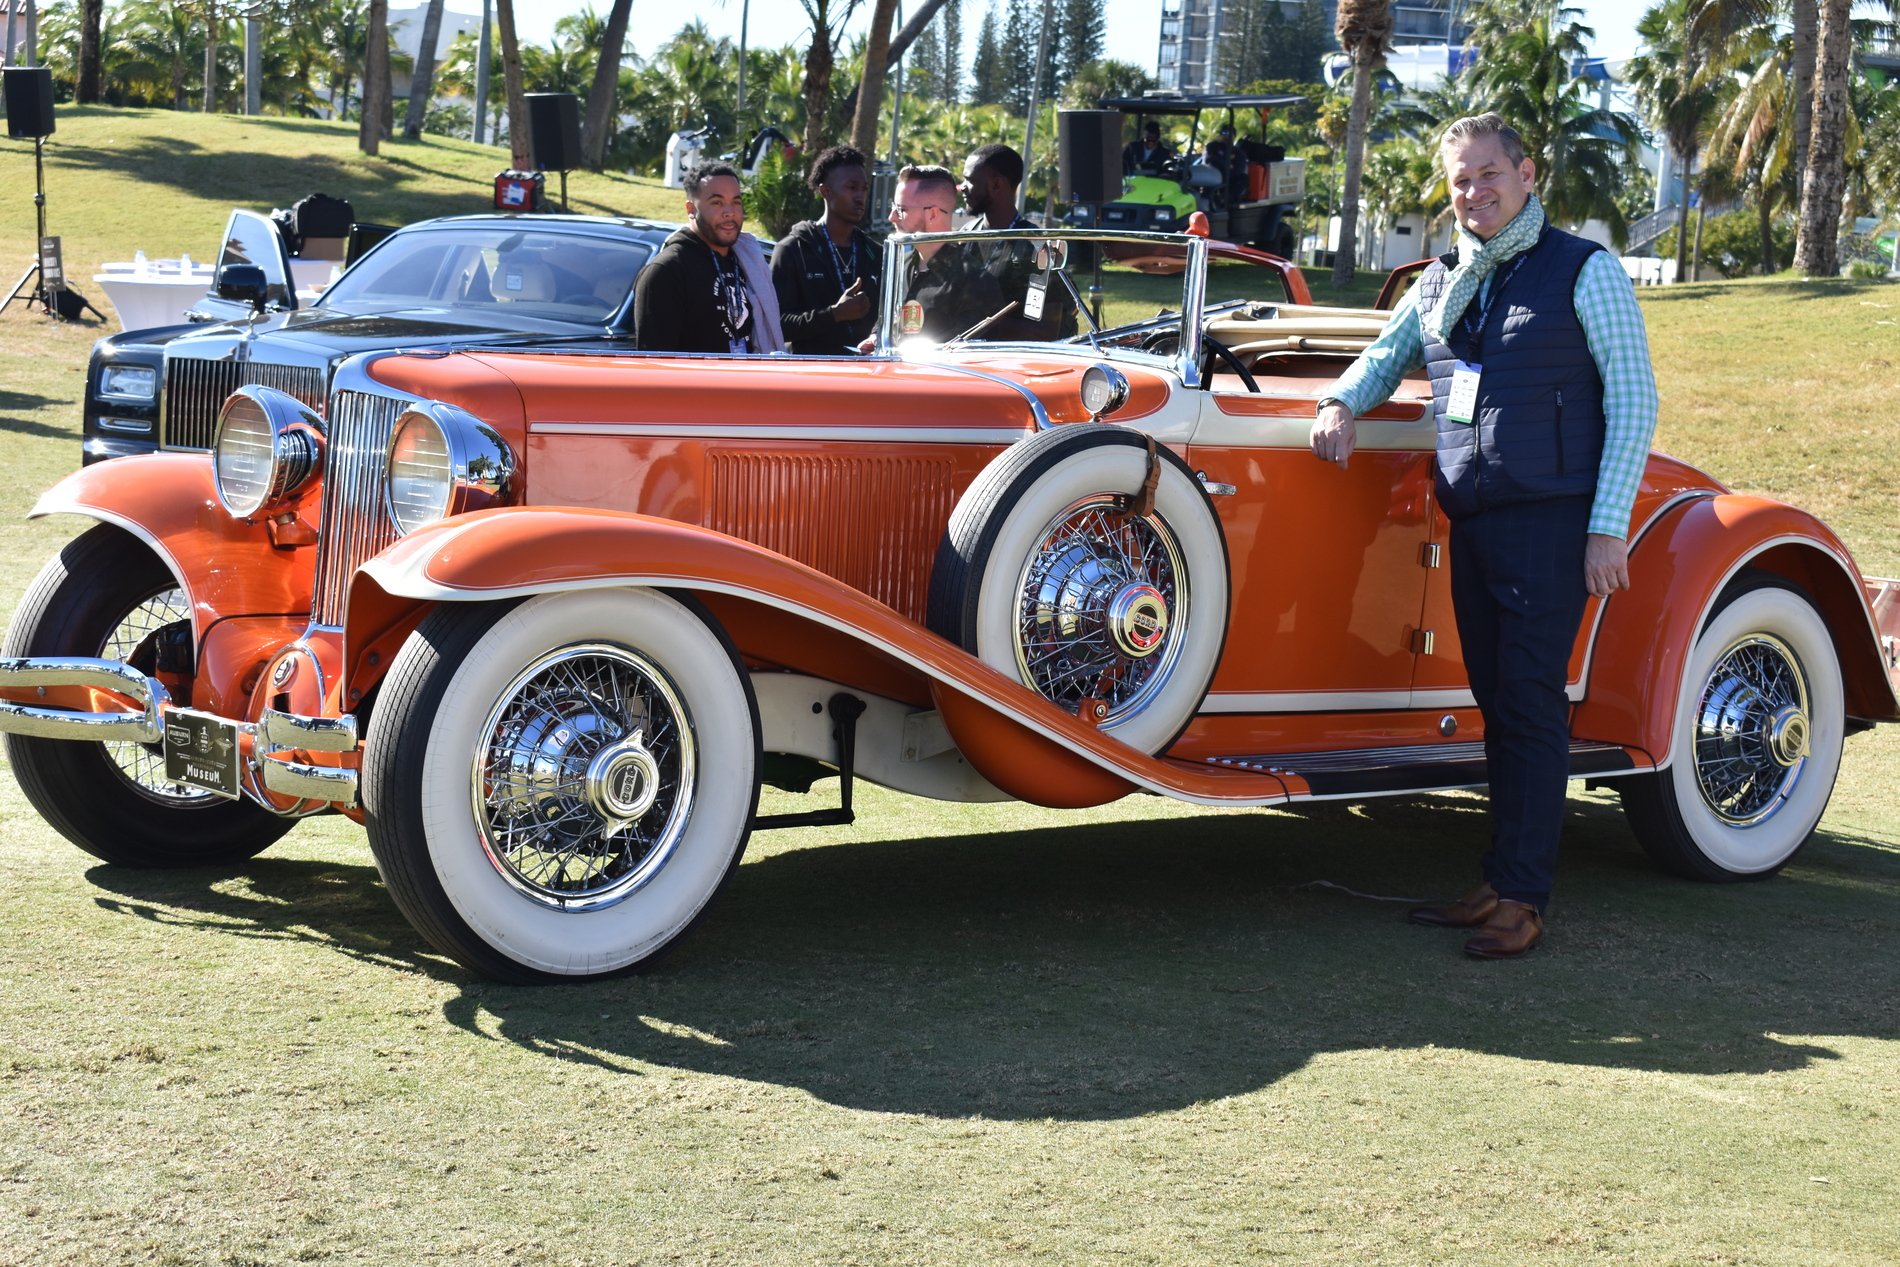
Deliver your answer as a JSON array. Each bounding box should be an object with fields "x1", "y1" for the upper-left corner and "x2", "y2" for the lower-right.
[
  {"x1": 0, "y1": 385, "x2": 75, "y2": 442},
  {"x1": 85, "y1": 791, "x2": 1900, "y2": 1121}
]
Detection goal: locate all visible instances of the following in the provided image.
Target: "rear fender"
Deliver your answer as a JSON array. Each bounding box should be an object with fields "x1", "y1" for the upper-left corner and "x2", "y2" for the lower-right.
[
  {"x1": 348, "y1": 507, "x2": 1291, "y2": 809},
  {"x1": 1573, "y1": 495, "x2": 1899, "y2": 763},
  {"x1": 28, "y1": 453, "x2": 316, "y2": 643}
]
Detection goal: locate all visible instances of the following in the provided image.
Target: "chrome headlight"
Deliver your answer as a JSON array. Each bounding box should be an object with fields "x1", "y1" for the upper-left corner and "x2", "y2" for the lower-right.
[
  {"x1": 1080, "y1": 364, "x2": 1130, "y2": 418},
  {"x1": 99, "y1": 364, "x2": 158, "y2": 401},
  {"x1": 213, "y1": 386, "x2": 325, "y2": 519},
  {"x1": 385, "y1": 402, "x2": 515, "y2": 536}
]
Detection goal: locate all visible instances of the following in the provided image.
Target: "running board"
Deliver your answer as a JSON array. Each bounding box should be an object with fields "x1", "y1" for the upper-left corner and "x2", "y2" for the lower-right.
[{"x1": 1199, "y1": 739, "x2": 1638, "y2": 799}]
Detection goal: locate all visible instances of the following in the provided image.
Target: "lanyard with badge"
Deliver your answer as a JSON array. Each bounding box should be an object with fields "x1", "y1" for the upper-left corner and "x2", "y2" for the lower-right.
[{"x1": 1443, "y1": 253, "x2": 1529, "y2": 425}]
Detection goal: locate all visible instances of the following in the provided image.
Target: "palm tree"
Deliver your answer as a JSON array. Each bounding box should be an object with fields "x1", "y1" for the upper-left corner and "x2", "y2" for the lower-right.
[
  {"x1": 1705, "y1": 22, "x2": 1797, "y2": 274},
  {"x1": 358, "y1": 0, "x2": 389, "y2": 153},
  {"x1": 851, "y1": 0, "x2": 900, "y2": 154},
  {"x1": 1466, "y1": 0, "x2": 1642, "y2": 244},
  {"x1": 797, "y1": 0, "x2": 863, "y2": 157},
  {"x1": 1332, "y1": 0, "x2": 1392, "y2": 285},
  {"x1": 112, "y1": 0, "x2": 203, "y2": 108},
  {"x1": 1627, "y1": 0, "x2": 1726, "y2": 281},
  {"x1": 1792, "y1": 0, "x2": 1849, "y2": 274},
  {"x1": 578, "y1": 0, "x2": 634, "y2": 167},
  {"x1": 403, "y1": 0, "x2": 445, "y2": 139},
  {"x1": 496, "y1": 0, "x2": 530, "y2": 167}
]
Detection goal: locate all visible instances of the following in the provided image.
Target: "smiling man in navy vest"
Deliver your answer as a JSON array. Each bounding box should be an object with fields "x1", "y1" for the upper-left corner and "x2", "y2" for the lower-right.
[{"x1": 1310, "y1": 113, "x2": 1659, "y2": 958}]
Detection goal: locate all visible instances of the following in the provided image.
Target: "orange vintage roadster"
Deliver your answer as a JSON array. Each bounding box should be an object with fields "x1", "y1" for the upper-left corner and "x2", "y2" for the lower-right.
[{"x1": 4, "y1": 227, "x2": 1897, "y2": 982}]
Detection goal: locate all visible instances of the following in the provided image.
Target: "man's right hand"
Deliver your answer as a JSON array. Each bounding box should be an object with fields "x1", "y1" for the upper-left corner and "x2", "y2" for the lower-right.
[
  {"x1": 832, "y1": 276, "x2": 871, "y2": 322},
  {"x1": 1310, "y1": 402, "x2": 1357, "y2": 469}
]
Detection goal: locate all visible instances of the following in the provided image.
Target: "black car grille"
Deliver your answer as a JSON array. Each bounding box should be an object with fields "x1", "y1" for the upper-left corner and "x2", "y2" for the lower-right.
[
  {"x1": 162, "y1": 358, "x2": 327, "y2": 451},
  {"x1": 310, "y1": 390, "x2": 406, "y2": 627}
]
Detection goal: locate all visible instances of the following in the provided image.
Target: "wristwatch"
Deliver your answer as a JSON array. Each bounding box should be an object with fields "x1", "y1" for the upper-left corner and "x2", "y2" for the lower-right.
[{"x1": 1316, "y1": 396, "x2": 1348, "y2": 416}]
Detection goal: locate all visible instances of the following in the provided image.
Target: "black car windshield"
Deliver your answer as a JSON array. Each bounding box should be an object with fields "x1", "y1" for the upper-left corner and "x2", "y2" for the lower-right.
[{"x1": 320, "y1": 226, "x2": 655, "y2": 324}]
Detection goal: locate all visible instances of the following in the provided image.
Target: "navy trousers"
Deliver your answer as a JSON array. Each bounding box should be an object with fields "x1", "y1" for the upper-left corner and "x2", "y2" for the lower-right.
[{"x1": 1447, "y1": 496, "x2": 1593, "y2": 911}]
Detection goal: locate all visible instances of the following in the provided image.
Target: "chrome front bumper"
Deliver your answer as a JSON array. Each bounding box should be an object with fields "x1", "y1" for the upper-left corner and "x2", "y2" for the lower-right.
[{"x1": 0, "y1": 655, "x2": 359, "y2": 805}]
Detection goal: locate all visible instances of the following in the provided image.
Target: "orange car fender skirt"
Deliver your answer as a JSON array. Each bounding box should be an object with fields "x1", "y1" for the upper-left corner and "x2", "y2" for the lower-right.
[
  {"x1": 1573, "y1": 495, "x2": 1898, "y2": 758},
  {"x1": 929, "y1": 682, "x2": 1134, "y2": 808}
]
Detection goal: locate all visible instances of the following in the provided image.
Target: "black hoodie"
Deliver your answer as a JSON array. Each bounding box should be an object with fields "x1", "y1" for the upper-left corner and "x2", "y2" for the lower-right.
[{"x1": 770, "y1": 218, "x2": 882, "y2": 355}]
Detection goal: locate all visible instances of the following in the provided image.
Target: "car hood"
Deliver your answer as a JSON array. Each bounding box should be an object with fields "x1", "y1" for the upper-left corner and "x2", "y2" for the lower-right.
[{"x1": 165, "y1": 301, "x2": 615, "y2": 362}]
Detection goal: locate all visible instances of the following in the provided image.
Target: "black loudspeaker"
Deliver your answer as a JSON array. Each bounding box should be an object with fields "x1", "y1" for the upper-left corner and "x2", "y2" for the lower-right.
[
  {"x1": 4, "y1": 67, "x2": 56, "y2": 140},
  {"x1": 1057, "y1": 110, "x2": 1122, "y2": 204},
  {"x1": 525, "y1": 92, "x2": 582, "y2": 173}
]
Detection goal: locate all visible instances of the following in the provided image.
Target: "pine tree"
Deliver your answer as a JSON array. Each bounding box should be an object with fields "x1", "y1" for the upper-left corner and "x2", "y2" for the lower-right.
[
  {"x1": 971, "y1": 2, "x2": 1003, "y2": 105},
  {"x1": 1002, "y1": 0, "x2": 1033, "y2": 115},
  {"x1": 910, "y1": 22, "x2": 947, "y2": 100},
  {"x1": 1058, "y1": 0, "x2": 1104, "y2": 84},
  {"x1": 941, "y1": 0, "x2": 963, "y2": 104}
]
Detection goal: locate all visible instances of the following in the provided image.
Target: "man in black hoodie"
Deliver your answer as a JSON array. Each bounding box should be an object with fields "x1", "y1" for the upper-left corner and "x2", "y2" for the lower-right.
[
  {"x1": 634, "y1": 161, "x2": 783, "y2": 353},
  {"x1": 772, "y1": 145, "x2": 882, "y2": 355}
]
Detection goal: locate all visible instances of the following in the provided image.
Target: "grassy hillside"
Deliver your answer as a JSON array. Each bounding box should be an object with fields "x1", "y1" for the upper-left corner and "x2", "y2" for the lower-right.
[
  {"x1": 0, "y1": 106, "x2": 687, "y2": 280},
  {"x1": 0, "y1": 106, "x2": 1896, "y2": 1267}
]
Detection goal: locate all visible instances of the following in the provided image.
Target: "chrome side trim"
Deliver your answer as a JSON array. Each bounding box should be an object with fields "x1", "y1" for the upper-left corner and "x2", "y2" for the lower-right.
[
  {"x1": 911, "y1": 361, "x2": 1053, "y2": 430},
  {"x1": 528, "y1": 422, "x2": 1025, "y2": 445},
  {"x1": 0, "y1": 656, "x2": 170, "y2": 743}
]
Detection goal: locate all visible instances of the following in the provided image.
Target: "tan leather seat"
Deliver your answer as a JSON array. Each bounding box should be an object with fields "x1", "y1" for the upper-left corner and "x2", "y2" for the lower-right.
[{"x1": 495, "y1": 259, "x2": 555, "y2": 302}]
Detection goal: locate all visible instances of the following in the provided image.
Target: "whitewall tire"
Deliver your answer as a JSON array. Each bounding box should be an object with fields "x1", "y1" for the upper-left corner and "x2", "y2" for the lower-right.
[
  {"x1": 362, "y1": 588, "x2": 758, "y2": 981},
  {"x1": 1622, "y1": 577, "x2": 1845, "y2": 881}
]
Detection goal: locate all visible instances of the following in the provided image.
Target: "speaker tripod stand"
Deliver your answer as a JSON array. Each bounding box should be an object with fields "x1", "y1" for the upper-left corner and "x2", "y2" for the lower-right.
[{"x1": 2, "y1": 134, "x2": 94, "y2": 320}]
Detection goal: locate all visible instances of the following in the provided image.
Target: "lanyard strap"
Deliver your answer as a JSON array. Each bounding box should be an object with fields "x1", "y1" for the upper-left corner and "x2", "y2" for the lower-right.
[
  {"x1": 1461, "y1": 252, "x2": 1530, "y2": 355},
  {"x1": 825, "y1": 233, "x2": 857, "y2": 292}
]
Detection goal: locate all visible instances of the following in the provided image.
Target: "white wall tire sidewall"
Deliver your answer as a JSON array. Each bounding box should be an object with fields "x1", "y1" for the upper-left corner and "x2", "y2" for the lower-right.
[
  {"x1": 1662, "y1": 586, "x2": 1844, "y2": 875},
  {"x1": 416, "y1": 589, "x2": 754, "y2": 977},
  {"x1": 971, "y1": 446, "x2": 1228, "y2": 753}
]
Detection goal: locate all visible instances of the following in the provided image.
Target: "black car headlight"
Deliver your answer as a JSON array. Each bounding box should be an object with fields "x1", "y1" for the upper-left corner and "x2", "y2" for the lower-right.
[
  {"x1": 385, "y1": 402, "x2": 516, "y2": 536},
  {"x1": 213, "y1": 386, "x2": 325, "y2": 519},
  {"x1": 99, "y1": 364, "x2": 158, "y2": 402}
]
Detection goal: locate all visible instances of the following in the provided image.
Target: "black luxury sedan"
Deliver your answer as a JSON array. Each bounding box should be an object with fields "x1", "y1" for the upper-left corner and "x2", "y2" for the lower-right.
[{"x1": 82, "y1": 209, "x2": 677, "y2": 463}]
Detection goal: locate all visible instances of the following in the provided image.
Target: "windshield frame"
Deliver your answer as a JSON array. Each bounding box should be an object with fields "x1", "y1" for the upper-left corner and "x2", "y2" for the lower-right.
[{"x1": 877, "y1": 228, "x2": 1211, "y2": 386}]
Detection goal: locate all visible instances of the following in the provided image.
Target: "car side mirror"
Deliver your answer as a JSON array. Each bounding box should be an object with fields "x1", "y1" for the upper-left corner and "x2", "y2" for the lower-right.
[{"x1": 216, "y1": 263, "x2": 270, "y2": 313}]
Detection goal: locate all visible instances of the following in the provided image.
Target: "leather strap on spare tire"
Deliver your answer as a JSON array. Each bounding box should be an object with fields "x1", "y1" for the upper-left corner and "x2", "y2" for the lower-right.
[{"x1": 1118, "y1": 432, "x2": 1162, "y2": 523}]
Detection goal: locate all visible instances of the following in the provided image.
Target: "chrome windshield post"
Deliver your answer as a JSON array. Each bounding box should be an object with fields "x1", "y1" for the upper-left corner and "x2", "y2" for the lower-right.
[{"x1": 1179, "y1": 236, "x2": 1210, "y2": 389}]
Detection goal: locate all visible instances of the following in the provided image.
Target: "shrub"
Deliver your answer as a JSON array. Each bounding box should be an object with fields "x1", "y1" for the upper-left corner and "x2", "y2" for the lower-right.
[
  {"x1": 748, "y1": 148, "x2": 819, "y2": 243},
  {"x1": 1654, "y1": 209, "x2": 1795, "y2": 278}
]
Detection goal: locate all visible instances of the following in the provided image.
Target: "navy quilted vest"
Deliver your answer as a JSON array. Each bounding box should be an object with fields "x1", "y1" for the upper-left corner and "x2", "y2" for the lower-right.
[{"x1": 1417, "y1": 226, "x2": 1605, "y2": 520}]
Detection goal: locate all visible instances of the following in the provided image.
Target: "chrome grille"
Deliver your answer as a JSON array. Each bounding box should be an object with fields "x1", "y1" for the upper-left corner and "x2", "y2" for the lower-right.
[
  {"x1": 310, "y1": 390, "x2": 406, "y2": 627},
  {"x1": 162, "y1": 358, "x2": 327, "y2": 451}
]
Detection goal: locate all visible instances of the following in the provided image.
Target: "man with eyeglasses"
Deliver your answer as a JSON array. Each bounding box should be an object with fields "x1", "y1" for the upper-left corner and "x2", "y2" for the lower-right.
[
  {"x1": 884, "y1": 164, "x2": 1008, "y2": 343},
  {"x1": 634, "y1": 161, "x2": 785, "y2": 354}
]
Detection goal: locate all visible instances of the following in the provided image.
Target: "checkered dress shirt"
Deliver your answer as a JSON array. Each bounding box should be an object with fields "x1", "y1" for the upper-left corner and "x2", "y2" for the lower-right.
[{"x1": 1328, "y1": 250, "x2": 1660, "y2": 539}]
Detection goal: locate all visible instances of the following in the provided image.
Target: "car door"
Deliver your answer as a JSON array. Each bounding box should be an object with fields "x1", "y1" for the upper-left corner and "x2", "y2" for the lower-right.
[{"x1": 190, "y1": 208, "x2": 298, "y2": 324}]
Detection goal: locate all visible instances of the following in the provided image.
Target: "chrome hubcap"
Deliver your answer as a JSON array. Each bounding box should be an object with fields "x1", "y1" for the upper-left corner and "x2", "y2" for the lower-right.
[
  {"x1": 1014, "y1": 497, "x2": 1186, "y2": 723},
  {"x1": 1692, "y1": 633, "x2": 1810, "y2": 826},
  {"x1": 474, "y1": 644, "x2": 695, "y2": 911}
]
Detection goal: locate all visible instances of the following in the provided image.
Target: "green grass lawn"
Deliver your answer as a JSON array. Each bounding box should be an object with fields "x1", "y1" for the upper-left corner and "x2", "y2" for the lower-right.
[{"x1": 1, "y1": 109, "x2": 1898, "y2": 1266}]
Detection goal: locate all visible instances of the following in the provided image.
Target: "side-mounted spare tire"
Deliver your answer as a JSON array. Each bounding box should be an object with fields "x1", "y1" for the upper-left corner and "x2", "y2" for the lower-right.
[{"x1": 927, "y1": 424, "x2": 1230, "y2": 754}]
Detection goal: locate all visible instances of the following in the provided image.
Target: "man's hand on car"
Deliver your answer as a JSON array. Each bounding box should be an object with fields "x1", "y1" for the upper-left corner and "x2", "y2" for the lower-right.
[{"x1": 1311, "y1": 401, "x2": 1357, "y2": 469}]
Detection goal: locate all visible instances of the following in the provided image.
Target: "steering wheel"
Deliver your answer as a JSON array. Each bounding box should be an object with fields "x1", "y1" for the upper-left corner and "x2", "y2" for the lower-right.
[
  {"x1": 1140, "y1": 329, "x2": 1179, "y2": 355},
  {"x1": 1200, "y1": 333, "x2": 1260, "y2": 393}
]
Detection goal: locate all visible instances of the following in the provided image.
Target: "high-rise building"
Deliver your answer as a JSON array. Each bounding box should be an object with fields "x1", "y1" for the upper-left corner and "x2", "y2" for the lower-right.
[{"x1": 1158, "y1": 0, "x2": 1468, "y2": 93}]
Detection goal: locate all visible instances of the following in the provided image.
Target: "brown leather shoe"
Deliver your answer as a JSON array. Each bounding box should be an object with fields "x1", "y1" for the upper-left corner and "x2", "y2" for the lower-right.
[
  {"x1": 1408, "y1": 882, "x2": 1499, "y2": 928},
  {"x1": 1463, "y1": 900, "x2": 1544, "y2": 959}
]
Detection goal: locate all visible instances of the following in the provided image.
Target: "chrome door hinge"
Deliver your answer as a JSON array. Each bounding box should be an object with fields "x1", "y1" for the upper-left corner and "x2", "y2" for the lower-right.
[
  {"x1": 1420, "y1": 542, "x2": 1442, "y2": 568},
  {"x1": 1410, "y1": 628, "x2": 1435, "y2": 655}
]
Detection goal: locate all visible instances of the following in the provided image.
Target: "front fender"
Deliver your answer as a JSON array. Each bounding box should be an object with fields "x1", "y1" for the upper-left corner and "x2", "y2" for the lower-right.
[
  {"x1": 1573, "y1": 494, "x2": 1899, "y2": 763},
  {"x1": 29, "y1": 453, "x2": 316, "y2": 642},
  {"x1": 348, "y1": 507, "x2": 1292, "y2": 810}
]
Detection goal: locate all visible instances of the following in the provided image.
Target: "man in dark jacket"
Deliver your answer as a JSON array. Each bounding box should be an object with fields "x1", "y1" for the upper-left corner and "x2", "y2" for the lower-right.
[
  {"x1": 634, "y1": 161, "x2": 783, "y2": 353},
  {"x1": 1122, "y1": 120, "x2": 1174, "y2": 175},
  {"x1": 1310, "y1": 113, "x2": 1659, "y2": 959},
  {"x1": 772, "y1": 145, "x2": 881, "y2": 355},
  {"x1": 959, "y1": 143, "x2": 1073, "y2": 341}
]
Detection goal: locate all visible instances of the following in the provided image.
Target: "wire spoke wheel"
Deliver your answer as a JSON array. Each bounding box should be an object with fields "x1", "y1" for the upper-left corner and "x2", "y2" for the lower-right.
[
  {"x1": 474, "y1": 643, "x2": 695, "y2": 911},
  {"x1": 1623, "y1": 577, "x2": 1844, "y2": 881},
  {"x1": 1014, "y1": 496, "x2": 1185, "y2": 725},
  {"x1": 1690, "y1": 634, "x2": 1810, "y2": 826},
  {"x1": 99, "y1": 586, "x2": 216, "y2": 805}
]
